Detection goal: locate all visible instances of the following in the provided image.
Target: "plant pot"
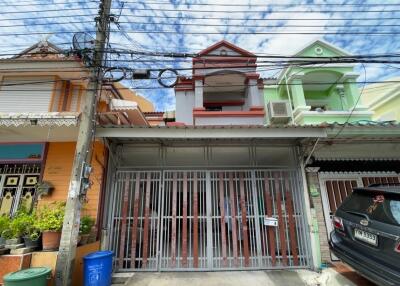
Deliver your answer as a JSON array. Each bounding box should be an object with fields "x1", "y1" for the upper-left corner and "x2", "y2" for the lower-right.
[
  {"x1": 5, "y1": 238, "x2": 21, "y2": 245},
  {"x1": 42, "y1": 231, "x2": 61, "y2": 250},
  {"x1": 23, "y1": 235, "x2": 41, "y2": 249},
  {"x1": 79, "y1": 234, "x2": 90, "y2": 246}
]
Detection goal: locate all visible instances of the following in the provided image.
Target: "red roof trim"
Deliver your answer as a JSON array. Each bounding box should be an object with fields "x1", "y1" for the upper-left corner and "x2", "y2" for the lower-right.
[{"x1": 197, "y1": 40, "x2": 256, "y2": 57}]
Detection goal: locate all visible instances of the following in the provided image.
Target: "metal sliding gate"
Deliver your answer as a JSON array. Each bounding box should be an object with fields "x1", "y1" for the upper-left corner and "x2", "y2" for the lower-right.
[{"x1": 108, "y1": 169, "x2": 310, "y2": 271}]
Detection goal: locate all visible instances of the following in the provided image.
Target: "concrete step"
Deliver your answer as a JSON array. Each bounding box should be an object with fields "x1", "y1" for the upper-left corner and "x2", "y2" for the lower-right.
[
  {"x1": 112, "y1": 272, "x2": 134, "y2": 285},
  {"x1": 5, "y1": 243, "x2": 24, "y2": 250},
  {"x1": 10, "y1": 247, "x2": 35, "y2": 255}
]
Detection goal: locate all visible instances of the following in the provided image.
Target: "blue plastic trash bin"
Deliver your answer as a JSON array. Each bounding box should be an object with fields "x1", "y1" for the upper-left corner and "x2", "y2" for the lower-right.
[{"x1": 83, "y1": 250, "x2": 114, "y2": 286}]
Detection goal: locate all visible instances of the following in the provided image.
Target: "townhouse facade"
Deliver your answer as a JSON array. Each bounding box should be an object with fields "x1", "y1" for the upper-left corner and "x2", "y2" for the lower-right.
[
  {"x1": 1, "y1": 38, "x2": 399, "y2": 280},
  {"x1": 0, "y1": 40, "x2": 155, "y2": 283},
  {"x1": 263, "y1": 39, "x2": 400, "y2": 264},
  {"x1": 98, "y1": 40, "x2": 325, "y2": 272}
]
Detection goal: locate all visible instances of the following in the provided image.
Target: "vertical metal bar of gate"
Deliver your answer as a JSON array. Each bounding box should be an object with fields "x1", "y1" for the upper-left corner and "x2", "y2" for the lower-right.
[
  {"x1": 250, "y1": 170, "x2": 263, "y2": 267},
  {"x1": 205, "y1": 171, "x2": 213, "y2": 269}
]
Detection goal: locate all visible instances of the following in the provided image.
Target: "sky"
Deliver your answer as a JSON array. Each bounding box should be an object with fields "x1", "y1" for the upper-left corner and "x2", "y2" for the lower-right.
[{"x1": 0, "y1": 0, "x2": 400, "y2": 111}]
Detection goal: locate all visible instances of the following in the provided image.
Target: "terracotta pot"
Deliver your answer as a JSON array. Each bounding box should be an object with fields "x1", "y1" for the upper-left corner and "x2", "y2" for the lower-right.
[{"x1": 42, "y1": 231, "x2": 61, "y2": 250}]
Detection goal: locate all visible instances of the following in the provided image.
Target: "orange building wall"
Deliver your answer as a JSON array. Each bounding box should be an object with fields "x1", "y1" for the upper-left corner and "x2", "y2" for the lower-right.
[{"x1": 39, "y1": 141, "x2": 106, "y2": 219}]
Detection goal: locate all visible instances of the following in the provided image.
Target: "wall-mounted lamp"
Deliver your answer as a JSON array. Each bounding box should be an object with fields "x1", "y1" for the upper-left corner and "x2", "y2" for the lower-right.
[{"x1": 35, "y1": 181, "x2": 54, "y2": 196}]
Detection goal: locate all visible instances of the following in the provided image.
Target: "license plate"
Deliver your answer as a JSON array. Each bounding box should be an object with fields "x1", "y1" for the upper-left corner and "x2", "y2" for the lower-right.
[{"x1": 354, "y1": 228, "x2": 378, "y2": 246}]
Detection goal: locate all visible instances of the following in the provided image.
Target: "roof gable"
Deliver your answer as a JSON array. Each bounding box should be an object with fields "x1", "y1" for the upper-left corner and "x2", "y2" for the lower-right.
[
  {"x1": 198, "y1": 40, "x2": 255, "y2": 57},
  {"x1": 13, "y1": 40, "x2": 65, "y2": 59},
  {"x1": 294, "y1": 39, "x2": 351, "y2": 57}
]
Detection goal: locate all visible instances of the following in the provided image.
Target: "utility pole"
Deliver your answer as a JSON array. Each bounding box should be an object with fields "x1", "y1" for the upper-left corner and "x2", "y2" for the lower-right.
[{"x1": 55, "y1": 0, "x2": 112, "y2": 285}]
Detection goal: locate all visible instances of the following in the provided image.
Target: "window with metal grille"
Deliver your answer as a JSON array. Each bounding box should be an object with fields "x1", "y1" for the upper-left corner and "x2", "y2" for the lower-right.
[{"x1": 0, "y1": 163, "x2": 41, "y2": 216}]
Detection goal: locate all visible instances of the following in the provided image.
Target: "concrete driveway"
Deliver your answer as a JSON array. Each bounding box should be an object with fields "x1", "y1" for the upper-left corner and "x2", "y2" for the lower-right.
[{"x1": 121, "y1": 268, "x2": 361, "y2": 286}]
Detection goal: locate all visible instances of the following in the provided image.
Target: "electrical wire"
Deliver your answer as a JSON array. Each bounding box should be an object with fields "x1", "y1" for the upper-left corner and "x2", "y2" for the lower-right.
[
  {"x1": 120, "y1": 0, "x2": 400, "y2": 7},
  {"x1": 113, "y1": 22, "x2": 400, "y2": 29},
  {"x1": 121, "y1": 7, "x2": 400, "y2": 14},
  {"x1": 0, "y1": 0, "x2": 97, "y2": 7},
  {"x1": 118, "y1": 14, "x2": 400, "y2": 21},
  {"x1": 0, "y1": 14, "x2": 96, "y2": 21},
  {"x1": 2, "y1": 30, "x2": 400, "y2": 37},
  {"x1": 2, "y1": 80, "x2": 400, "y2": 91},
  {"x1": 0, "y1": 7, "x2": 97, "y2": 14}
]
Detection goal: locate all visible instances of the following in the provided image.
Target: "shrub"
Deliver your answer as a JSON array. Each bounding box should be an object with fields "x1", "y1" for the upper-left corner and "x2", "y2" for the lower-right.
[
  {"x1": 79, "y1": 215, "x2": 95, "y2": 235},
  {"x1": 0, "y1": 215, "x2": 10, "y2": 238},
  {"x1": 35, "y1": 202, "x2": 65, "y2": 232}
]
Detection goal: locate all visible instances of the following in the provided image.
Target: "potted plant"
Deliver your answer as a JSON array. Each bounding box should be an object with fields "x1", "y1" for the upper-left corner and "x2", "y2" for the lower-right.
[
  {"x1": 23, "y1": 229, "x2": 41, "y2": 249},
  {"x1": 35, "y1": 202, "x2": 65, "y2": 250},
  {"x1": 19, "y1": 211, "x2": 41, "y2": 249},
  {"x1": 79, "y1": 215, "x2": 95, "y2": 245},
  {"x1": 3, "y1": 213, "x2": 26, "y2": 245},
  {"x1": 0, "y1": 216, "x2": 10, "y2": 245}
]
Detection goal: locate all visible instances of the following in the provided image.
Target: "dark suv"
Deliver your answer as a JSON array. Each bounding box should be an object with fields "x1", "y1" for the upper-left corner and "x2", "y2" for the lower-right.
[{"x1": 330, "y1": 184, "x2": 400, "y2": 286}]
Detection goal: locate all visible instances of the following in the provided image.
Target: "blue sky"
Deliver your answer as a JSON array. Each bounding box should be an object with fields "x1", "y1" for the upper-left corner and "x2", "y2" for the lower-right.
[{"x1": 1, "y1": 0, "x2": 400, "y2": 111}]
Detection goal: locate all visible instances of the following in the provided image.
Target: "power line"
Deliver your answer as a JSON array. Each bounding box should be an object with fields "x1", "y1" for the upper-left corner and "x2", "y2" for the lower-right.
[
  {"x1": 119, "y1": 14, "x2": 400, "y2": 21},
  {"x1": 3, "y1": 48, "x2": 400, "y2": 59},
  {"x1": 1, "y1": 14, "x2": 399, "y2": 23},
  {"x1": 121, "y1": 7, "x2": 400, "y2": 13},
  {"x1": 0, "y1": 20, "x2": 95, "y2": 28},
  {"x1": 2, "y1": 80, "x2": 400, "y2": 91},
  {"x1": 0, "y1": 0, "x2": 97, "y2": 7},
  {"x1": 118, "y1": 30, "x2": 400, "y2": 35},
  {"x1": 0, "y1": 7, "x2": 97, "y2": 14},
  {"x1": 0, "y1": 14, "x2": 96, "y2": 21},
  {"x1": 120, "y1": 0, "x2": 400, "y2": 7},
  {"x1": 116, "y1": 22, "x2": 400, "y2": 29}
]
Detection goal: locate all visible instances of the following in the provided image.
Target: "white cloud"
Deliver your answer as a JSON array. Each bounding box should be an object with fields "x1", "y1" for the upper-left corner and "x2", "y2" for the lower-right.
[{"x1": 0, "y1": 0, "x2": 399, "y2": 110}]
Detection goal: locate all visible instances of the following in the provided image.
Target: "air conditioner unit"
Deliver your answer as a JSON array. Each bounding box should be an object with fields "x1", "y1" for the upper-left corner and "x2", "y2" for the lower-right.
[{"x1": 267, "y1": 101, "x2": 292, "y2": 124}]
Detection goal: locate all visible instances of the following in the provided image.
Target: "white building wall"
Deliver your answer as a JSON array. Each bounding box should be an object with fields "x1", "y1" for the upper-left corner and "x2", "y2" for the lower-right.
[
  {"x1": 175, "y1": 90, "x2": 195, "y2": 125},
  {"x1": 195, "y1": 116, "x2": 264, "y2": 126}
]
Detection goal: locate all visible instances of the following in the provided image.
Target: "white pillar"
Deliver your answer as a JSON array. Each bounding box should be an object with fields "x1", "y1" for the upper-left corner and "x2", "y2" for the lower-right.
[
  {"x1": 194, "y1": 79, "x2": 204, "y2": 109},
  {"x1": 248, "y1": 79, "x2": 261, "y2": 107}
]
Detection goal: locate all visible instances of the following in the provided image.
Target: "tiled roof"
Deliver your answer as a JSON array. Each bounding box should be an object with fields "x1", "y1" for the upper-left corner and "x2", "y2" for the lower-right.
[
  {"x1": 324, "y1": 120, "x2": 400, "y2": 128},
  {"x1": 99, "y1": 120, "x2": 400, "y2": 129}
]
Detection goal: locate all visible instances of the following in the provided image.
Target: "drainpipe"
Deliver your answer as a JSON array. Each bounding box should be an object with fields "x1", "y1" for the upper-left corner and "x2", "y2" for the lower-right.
[
  {"x1": 311, "y1": 208, "x2": 322, "y2": 270},
  {"x1": 298, "y1": 148, "x2": 320, "y2": 271},
  {"x1": 284, "y1": 72, "x2": 295, "y2": 124}
]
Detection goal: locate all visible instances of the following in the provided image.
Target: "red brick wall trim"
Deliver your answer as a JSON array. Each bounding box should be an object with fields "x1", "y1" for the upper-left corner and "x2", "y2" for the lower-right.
[
  {"x1": 249, "y1": 106, "x2": 264, "y2": 111},
  {"x1": 204, "y1": 100, "x2": 244, "y2": 107}
]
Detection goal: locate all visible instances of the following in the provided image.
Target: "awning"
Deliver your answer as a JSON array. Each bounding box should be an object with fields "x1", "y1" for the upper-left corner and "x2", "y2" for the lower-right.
[
  {"x1": 98, "y1": 99, "x2": 149, "y2": 126},
  {"x1": 96, "y1": 125, "x2": 327, "y2": 140}
]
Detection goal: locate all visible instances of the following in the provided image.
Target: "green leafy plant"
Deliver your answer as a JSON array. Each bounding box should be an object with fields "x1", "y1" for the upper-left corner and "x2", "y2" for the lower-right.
[
  {"x1": 27, "y1": 229, "x2": 41, "y2": 241},
  {"x1": 79, "y1": 215, "x2": 95, "y2": 235},
  {"x1": 0, "y1": 215, "x2": 10, "y2": 238},
  {"x1": 2, "y1": 212, "x2": 27, "y2": 239},
  {"x1": 35, "y1": 202, "x2": 65, "y2": 232},
  {"x1": 14, "y1": 209, "x2": 41, "y2": 241}
]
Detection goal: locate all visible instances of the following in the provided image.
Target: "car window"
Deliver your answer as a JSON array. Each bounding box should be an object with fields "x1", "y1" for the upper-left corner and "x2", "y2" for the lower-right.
[
  {"x1": 340, "y1": 190, "x2": 400, "y2": 226},
  {"x1": 391, "y1": 201, "x2": 400, "y2": 224}
]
